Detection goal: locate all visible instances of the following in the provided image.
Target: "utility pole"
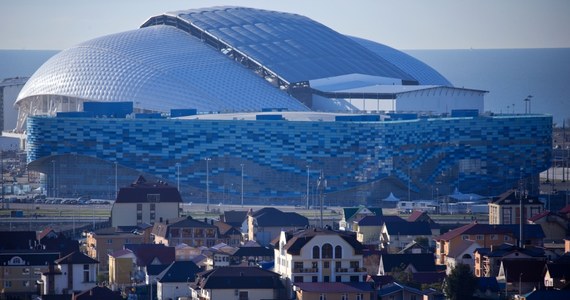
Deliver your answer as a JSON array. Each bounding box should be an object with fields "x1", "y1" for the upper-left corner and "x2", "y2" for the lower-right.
[{"x1": 317, "y1": 170, "x2": 326, "y2": 229}]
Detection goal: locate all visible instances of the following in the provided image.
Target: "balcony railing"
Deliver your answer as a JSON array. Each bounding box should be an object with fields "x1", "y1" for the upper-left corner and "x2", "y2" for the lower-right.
[
  {"x1": 335, "y1": 267, "x2": 367, "y2": 273},
  {"x1": 293, "y1": 268, "x2": 318, "y2": 273}
]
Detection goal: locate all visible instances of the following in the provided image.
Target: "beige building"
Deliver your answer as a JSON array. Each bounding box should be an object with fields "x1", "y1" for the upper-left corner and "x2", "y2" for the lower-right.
[
  {"x1": 0, "y1": 251, "x2": 60, "y2": 299},
  {"x1": 488, "y1": 189, "x2": 543, "y2": 224},
  {"x1": 111, "y1": 176, "x2": 182, "y2": 227},
  {"x1": 85, "y1": 227, "x2": 149, "y2": 274},
  {"x1": 274, "y1": 227, "x2": 367, "y2": 288},
  {"x1": 152, "y1": 216, "x2": 222, "y2": 247}
]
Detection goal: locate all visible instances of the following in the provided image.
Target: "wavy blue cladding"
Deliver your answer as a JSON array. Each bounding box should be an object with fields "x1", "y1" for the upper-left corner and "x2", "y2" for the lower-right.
[{"x1": 27, "y1": 114, "x2": 552, "y2": 203}]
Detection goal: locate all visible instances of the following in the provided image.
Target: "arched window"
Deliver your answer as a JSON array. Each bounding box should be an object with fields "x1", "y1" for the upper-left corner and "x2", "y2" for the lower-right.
[
  {"x1": 322, "y1": 244, "x2": 333, "y2": 259},
  {"x1": 313, "y1": 246, "x2": 320, "y2": 259},
  {"x1": 335, "y1": 246, "x2": 342, "y2": 259}
]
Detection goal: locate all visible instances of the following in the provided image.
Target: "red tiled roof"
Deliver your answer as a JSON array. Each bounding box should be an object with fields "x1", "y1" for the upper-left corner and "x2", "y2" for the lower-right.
[
  {"x1": 407, "y1": 211, "x2": 425, "y2": 222},
  {"x1": 528, "y1": 210, "x2": 550, "y2": 222}
]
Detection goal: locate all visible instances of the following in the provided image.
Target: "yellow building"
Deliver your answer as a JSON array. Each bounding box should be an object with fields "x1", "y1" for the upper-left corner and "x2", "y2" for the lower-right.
[
  {"x1": 108, "y1": 249, "x2": 136, "y2": 288},
  {"x1": 85, "y1": 227, "x2": 149, "y2": 274}
]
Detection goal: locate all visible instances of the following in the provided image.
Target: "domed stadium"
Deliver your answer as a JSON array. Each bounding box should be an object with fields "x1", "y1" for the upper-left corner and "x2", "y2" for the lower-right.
[{"x1": 17, "y1": 7, "x2": 551, "y2": 205}]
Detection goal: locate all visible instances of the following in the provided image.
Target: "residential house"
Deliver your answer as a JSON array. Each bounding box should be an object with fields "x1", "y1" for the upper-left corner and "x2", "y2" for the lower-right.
[
  {"x1": 443, "y1": 239, "x2": 481, "y2": 274},
  {"x1": 488, "y1": 189, "x2": 543, "y2": 225},
  {"x1": 84, "y1": 226, "x2": 149, "y2": 274},
  {"x1": 527, "y1": 210, "x2": 569, "y2": 241},
  {"x1": 377, "y1": 282, "x2": 425, "y2": 300},
  {"x1": 273, "y1": 227, "x2": 367, "y2": 295},
  {"x1": 354, "y1": 215, "x2": 405, "y2": 248},
  {"x1": 473, "y1": 244, "x2": 545, "y2": 278},
  {"x1": 397, "y1": 241, "x2": 430, "y2": 254},
  {"x1": 152, "y1": 216, "x2": 222, "y2": 247},
  {"x1": 108, "y1": 249, "x2": 135, "y2": 289},
  {"x1": 230, "y1": 240, "x2": 274, "y2": 267},
  {"x1": 434, "y1": 223, "x2": 545, "y2": 266},
  {"x1": 407, "y1": 210, "x2": 441, "y2": 237},
  {"x1": 190, "y1": 266, "x2": 286, "y2": 300},
  {"x1": 203, "y1": 243, "x2": 237, "y2": 270},
  {"x1": 123, "y1": 243, "x2": 175, "y2": 284},
  {"x1": 293, "y1": 282, "x2": 376, "y2": 300},
  {"x1": 40, "y1": 251, "x2": 99, "y2": 296},
  {"x1": 174, "y1": 243, "x2": 202, "y2": 261},
  {"x1": 377, "y1": 253, "x2": 436, "y2": 276},
  {"x1": 497, "y1": 259, "x2": 545, "y2": 296},
  {"x1": 156, "y1": 261, "x2": 201, "y2": 300},
  {"x1": 247, "y1": 207, "x2": 309, "y2": 246},
  {"x1": 219, "y1": 210, "x2": 248, "y2": 229},
  {"x1": 111, "y1": 175, "x2": 182, "y2": 227},
  {"x1": 339, "y1": 207, "x2": 383, "y2": 231},
  {"x1": 544, "y1": 261, "x2": 570, "y2": 289},
  {"x1": 214, "y1": 220, "x2": 242, "y2": 247},
  {"x1": 71, "y1": 286, "x2": 123, "y2": 300},
  {"x1": 0, "y1": 250, "x2": 60, "y2": 299},
  {"x1": 380, "y1": 221, "x2": 432, "y2": 253}
]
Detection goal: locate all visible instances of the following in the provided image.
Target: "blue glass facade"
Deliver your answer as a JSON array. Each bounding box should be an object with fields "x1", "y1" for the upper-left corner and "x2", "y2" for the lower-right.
[{"x1": 26, "y1": 113, "x2": 551, "y2": 205}]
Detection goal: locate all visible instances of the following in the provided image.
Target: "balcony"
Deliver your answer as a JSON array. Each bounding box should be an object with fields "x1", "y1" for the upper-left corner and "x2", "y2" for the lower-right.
[
  {"x1": 293, "y1": 268, "x2": 318, "y2": 273},
  {"x1": 335, "y1": 267, "x2": 367, "y2": 273}
]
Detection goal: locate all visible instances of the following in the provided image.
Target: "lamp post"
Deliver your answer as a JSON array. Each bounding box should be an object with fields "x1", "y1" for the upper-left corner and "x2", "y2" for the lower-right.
[
  {"x1": 205, "y1": 158, "x2": 211, "y2": 211},
  {"x1": 519, "y1": 272, "x2": 523, "y2": 296},
  {"x1": 306, "y1": 165, "x2": 310, "y2": 209},
  {"x1": 176, "y1": 163, "x2": 180, "y2": 191},
  {"x1": 114, "y1": 161, "x2": 118, "y2": 199},
  {"x1": 240, "y1": 164, "x2": 244, "y2": 207},
  {"x1": 51, "y1": 160, "x2": 56, "y2": 198}
]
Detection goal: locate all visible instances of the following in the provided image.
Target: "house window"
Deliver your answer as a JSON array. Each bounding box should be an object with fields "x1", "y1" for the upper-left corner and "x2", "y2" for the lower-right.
[
  {"x1": 356, "y1": 294, "x2": 364, "y2": 300},
  {"x1": 294, "y1": 276, "x2": 303, "y2": 283},
  {"x1": 312, "y1": 276, "x2": 318, "y2": 282},
  {"x1": 4, "y1": 281, "x2": 11, "y2": 288},
  {"x1": 322, "y1": 244, "x2": 333, "y2": 259},
  {"x1": 336, "y1": 276, "x2": 341, "y2": 282},
  {"x1": 504, "y1": 236, "x2": 510, "y2": 241},
  {"x1": 324, "y1": 275, "x2": 330, "y2": 282},
  {"x1": 410, "y1": 295, "x2": 417, "y2": 300},
  {"x1": 350, "y1": 276, "x2": 359, "y2": 282},
  {"x1": 83, "y1": 264, "x2": 90, "y2": 282},
  {"x1": 107, "y1": 239, "x2": 113, "y2": 244},
  {"x1": 294, "y1": 262, "x2": 303, "y2": 271},
  {"x1": 22, "y1": 268, "x2": 30, "y2": 275},
  {"x1": 312, "y1": 262, "x2": 318, "y2": 270},
  {"x1": 313, "y1": 246, "x2": 320, "y2": 259},
  {"x1": 335, "y1": 245, "x2": 342, "y2": 258},
  {"x1": 335, "y1": 261, "x2": 341, "y2": 270},
  {"x1": 341, "y1": 294, "x2": 348, "y2": 300},
  {"x1": 350, "y1": 261, "x2": 359, "y2": 270},
  {"x1": 462, "y1": 235, "x2": 469, "y2": 240},
  {"x1": 23, "y1": 281, "x2": 30, "y2": 287},
  {"x1": 476, "y1": 235, "x2": 483, "y2": 240},
  {"x1": 490, "y1": 234, "x2": 498, "y2": 240},
  {"x1": 147, "y1": 194, "x2": 160, "y2": 202},
  {"x1": 238, "y1": 291, "x2": 248, "y2": 300},
  {"x1": 319, "y1": 293, "x2": 327, "y2": 300},
  {"x1": 324, "y1": 261, "x2": 330, "y2": 269}
]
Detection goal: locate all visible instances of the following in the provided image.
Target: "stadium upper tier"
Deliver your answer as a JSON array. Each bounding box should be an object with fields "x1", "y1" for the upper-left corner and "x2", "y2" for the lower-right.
[{"x1": 15, "y1": 6, "x2": 452, "y2": 131}]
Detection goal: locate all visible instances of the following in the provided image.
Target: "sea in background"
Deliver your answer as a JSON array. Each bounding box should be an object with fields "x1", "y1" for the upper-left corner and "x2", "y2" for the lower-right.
[{"x1": 0, "y1": 48, "x2": 569, "y2": 125}]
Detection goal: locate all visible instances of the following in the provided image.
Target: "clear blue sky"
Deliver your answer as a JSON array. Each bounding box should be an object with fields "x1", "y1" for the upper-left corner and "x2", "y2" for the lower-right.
[{"x1": 1, "y1": 0, "x2": 569, "y2": 50}]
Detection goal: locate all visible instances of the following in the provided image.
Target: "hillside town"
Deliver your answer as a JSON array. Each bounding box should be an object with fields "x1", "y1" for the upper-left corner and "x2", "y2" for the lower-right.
[{"x1": 1, "y1": 174, "x2": 570, "y2": 300}]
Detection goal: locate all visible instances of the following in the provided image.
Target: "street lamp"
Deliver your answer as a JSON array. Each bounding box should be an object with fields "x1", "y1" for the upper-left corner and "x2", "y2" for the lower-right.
[
  {"x1": 51, "y1": 160, "x2": 56, "y2": 198},
  {"x1": 205, "y1": 158, "x2": 211, "y2": 211},
  {"x1": 176, "y1": 163, "x2": 181, "y2": 191},
  {"x1": 524, "y1": 95, "x2": 533, "y2": 114},
  {"x1": 306, "y1": 165, "x2": 310, "y2": 209},
  {"x1": 240, "y1": 163, "x2": 244, "y2": 207}
]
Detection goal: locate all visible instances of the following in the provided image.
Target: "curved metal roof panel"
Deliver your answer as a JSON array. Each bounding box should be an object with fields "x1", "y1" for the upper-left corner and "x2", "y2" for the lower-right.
[
  {"x1": 17, "y1": 25, "x2": 307, "y2": 113},
  {"x1": 350, "y1": 36, "x2": 453, "y2": 86},
  {"x1": 155, "y1": 6, "x2": 417, "y2": 83}
]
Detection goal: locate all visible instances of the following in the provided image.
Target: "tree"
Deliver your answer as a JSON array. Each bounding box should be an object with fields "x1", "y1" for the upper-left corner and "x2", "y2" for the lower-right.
[
  {"x1": 391, "y1": 264, "x2": 420, "y2": 289},
  {"x1": 443, "y1": 263, "x2": 478, "y2": 300}
]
